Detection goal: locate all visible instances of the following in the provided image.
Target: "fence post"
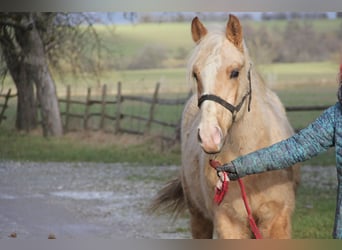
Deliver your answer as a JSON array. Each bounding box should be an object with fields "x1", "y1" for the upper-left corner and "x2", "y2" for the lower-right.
[
  {"x1": 99, "y1": 84, "x2": 107, "y2": 130},
  {"x1": 115, "y1": 82, "x2": 122, "y2": 134},
  {"x1": 145, "y1": 82, "x2": 160, "y2": 135},
  {"x1": 84, "y1": 87, "x2": 91, "y2": 130},
  {"x1": 64, "y1": 86, "x2": 71, "y2": 132}
]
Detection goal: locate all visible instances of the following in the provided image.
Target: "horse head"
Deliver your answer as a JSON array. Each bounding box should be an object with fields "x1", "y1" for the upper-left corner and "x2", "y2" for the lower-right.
[{"x1": 189, "y1": 14, "x2": 252, "y2": 154}]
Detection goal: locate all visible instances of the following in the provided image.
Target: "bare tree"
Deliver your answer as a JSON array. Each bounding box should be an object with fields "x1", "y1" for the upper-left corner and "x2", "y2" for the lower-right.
[{"x1": 0, "y1": 12, "x2": 104, "y2": 136}]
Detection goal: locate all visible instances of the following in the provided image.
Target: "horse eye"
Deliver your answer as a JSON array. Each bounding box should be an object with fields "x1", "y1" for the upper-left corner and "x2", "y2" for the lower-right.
[{"x1": 230, "y1": 70, "x2": 239, "y2": 79}]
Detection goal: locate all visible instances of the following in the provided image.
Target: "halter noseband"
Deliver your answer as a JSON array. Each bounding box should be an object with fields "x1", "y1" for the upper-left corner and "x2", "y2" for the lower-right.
[{"x1": 197, "y1": 64, "x2": 252, "y2": 122}]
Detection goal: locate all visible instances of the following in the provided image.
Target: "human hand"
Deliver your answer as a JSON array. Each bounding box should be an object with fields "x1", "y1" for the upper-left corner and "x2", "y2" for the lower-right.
[{"x1": 216, "y1": 162, "x2": 240, "y2": 181}]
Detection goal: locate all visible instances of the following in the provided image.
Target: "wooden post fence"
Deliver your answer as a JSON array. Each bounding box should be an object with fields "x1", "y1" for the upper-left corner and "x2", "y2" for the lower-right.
[
  {"x1": 115, "y1": 82, "x2": 122, "y2": 134},
  {"x1": 145, "y1": 82, "x2": 160, "y2": 135},
  {"x1": 99, "y1": 84, "x2": 107, "y2": 130},
  {"x1": 26, "y1": 83, "x2": 336, "y2": 142},
  {"x1": 64, "y1": 86, "x2": 71, "y2": 131},
  {"x1": 84, "y1": 87, "x2": 91, "y2": 130}
]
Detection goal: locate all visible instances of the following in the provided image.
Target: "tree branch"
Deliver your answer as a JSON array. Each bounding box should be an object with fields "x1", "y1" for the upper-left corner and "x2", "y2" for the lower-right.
[{"x1": 0, "y1": 20, "x2": 33, "y2": 31}]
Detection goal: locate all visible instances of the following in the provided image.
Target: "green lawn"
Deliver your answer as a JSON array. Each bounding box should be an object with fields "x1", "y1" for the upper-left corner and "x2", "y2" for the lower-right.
[
  {"x1": 0, "y1": 126, "x2": 180, "y2": 165},
  {"x1": 112, "y1": 22, "x2": 193, "y2": 56},
  {"x1": 259, "y1": 61, "x2": 339, "y2": 86},
  {"x1": 242, "y1": 18, "x2": 341, "y2": 33},
  {"x1": 292, "y1": 186, "x2": 335, "y2": 239}
]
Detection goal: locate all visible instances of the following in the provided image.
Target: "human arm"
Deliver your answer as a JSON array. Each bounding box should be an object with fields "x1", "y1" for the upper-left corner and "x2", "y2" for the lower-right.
[{"x1": 218, "y1": 104, "x2": 338, "y2": 180}]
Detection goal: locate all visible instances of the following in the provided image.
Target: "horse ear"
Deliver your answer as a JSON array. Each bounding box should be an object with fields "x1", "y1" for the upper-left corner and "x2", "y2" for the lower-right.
[
  {"x1": 191, "y1": 17, "x2": 208, "y2": 43},
  {"x1": 226, "y1": 14, "x2": 243, "y2": 51}
]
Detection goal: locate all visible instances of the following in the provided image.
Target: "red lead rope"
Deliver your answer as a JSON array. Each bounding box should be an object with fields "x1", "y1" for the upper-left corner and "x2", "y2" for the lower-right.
[
  {"x1": 237, "y1": 178, "x2": 263, "y2": 239},
  {"x1": 209, "y1": 159, "x2": 262, "y2": 239}
]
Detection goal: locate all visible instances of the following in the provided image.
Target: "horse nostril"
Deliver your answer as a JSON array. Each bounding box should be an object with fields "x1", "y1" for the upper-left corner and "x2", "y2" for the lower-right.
[{"x1": 197, "y1": 128, "x2": 202, "y2": 143}]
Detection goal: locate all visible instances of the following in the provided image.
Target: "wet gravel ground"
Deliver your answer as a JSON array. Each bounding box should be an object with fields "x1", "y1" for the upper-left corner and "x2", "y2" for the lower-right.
[
  {"x1": 0, "y1": 161, "x2": 189, "y2": 239},
  {"x1": 0, "y1": 160, "x2": 337, "y2": 239}
]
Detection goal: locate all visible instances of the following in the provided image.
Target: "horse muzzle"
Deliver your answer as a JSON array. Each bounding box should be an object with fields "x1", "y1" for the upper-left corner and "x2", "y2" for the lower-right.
[{"x1": 197, "y1": 125, "x2": 224, "y2": 154}]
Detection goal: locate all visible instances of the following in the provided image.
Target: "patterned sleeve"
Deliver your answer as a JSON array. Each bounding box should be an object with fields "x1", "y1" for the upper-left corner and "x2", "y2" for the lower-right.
[{"x1": 232, "y1": 104, "x2": 337, "y2": 177}]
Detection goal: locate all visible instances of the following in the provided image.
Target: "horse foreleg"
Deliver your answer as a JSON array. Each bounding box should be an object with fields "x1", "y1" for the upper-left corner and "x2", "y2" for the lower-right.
[
  {"x1": 214, "y1": 209, "x2": 250, "y2": 239},
  {"x1": 257, "y1": 202, "x2": 292, "y2": 239}
]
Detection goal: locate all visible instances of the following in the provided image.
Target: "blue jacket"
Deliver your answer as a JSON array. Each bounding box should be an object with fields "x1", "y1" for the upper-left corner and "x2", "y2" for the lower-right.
[{"x1": 232, "y1": 102, "x2": 342, "y2": 239}]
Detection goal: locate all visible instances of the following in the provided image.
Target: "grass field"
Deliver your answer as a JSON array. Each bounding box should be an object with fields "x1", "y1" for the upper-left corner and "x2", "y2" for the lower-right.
[
  {"x1": 112, "y1": 22, "x2": 193, "y2": 56},
  {"x1": 42, "y1": 61, "x2": 338, "y2": 98},
  {"x1": 104, "y1": 18, "x2": 342, "y2": 56},
  {"x1": 292, "y1": 186, "x2": 335, "y2": 239},
  {"x1": 242, "y1": 18, "x2": 342, "y2": 33},
  {"x1": 28, "y1": 17, "x2": 339, "y2": 92}
]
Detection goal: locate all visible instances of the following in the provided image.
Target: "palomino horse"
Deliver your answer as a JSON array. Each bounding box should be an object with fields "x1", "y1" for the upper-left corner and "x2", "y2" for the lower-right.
[{"x1": 150, "y1": 14, "x2": 300, "y2": 239}]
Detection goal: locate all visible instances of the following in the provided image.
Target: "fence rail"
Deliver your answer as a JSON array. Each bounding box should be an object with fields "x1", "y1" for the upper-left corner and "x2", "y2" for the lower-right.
[
  {"x1": 56, "y1": 82, "x2": 189, "y2": 140},
  {"x1": 285, "y1": 105, "x2": 330, "y2": 112},
  {"x1": 0, "y1": 83, "x2": 335, "y2": 141}
]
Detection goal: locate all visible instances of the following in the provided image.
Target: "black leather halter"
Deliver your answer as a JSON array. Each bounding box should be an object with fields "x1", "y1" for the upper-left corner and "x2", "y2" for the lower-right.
[{"x1": 197, "y1": 65, "x2": 252, "y2": 122}]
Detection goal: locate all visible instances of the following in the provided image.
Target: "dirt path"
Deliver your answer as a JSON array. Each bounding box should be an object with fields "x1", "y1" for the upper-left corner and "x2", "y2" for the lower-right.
[
  {"x1": 0, "y1": 161, "x2": 189, "y2": 239},
  {"x1": 0, "y1": 160, "x2": 336, "y2": 239}
]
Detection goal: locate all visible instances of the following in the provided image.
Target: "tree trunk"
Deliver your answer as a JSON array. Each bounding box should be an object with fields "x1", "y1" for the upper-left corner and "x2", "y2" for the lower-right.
[
  {"x1": 15, "y1": 70, "x2": 37, "y2": 132},
  {"x1": 0, "y1": 34, "x2": 38, "y2": 131},
  {"x1": 0, "y1": 14, "x2": 62, "y2": 136},
  {"x1": 16, "y1": 18, "x2": 63, "y2": 137},
  {"x1": 35, "y1": 66, "x2": 63, "y2": 137}
]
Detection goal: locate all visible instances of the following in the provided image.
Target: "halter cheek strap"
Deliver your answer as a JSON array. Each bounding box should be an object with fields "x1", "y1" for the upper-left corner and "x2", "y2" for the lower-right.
[{"x1": 197, "y1": 65, "x2": 252, "y2": 122}]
